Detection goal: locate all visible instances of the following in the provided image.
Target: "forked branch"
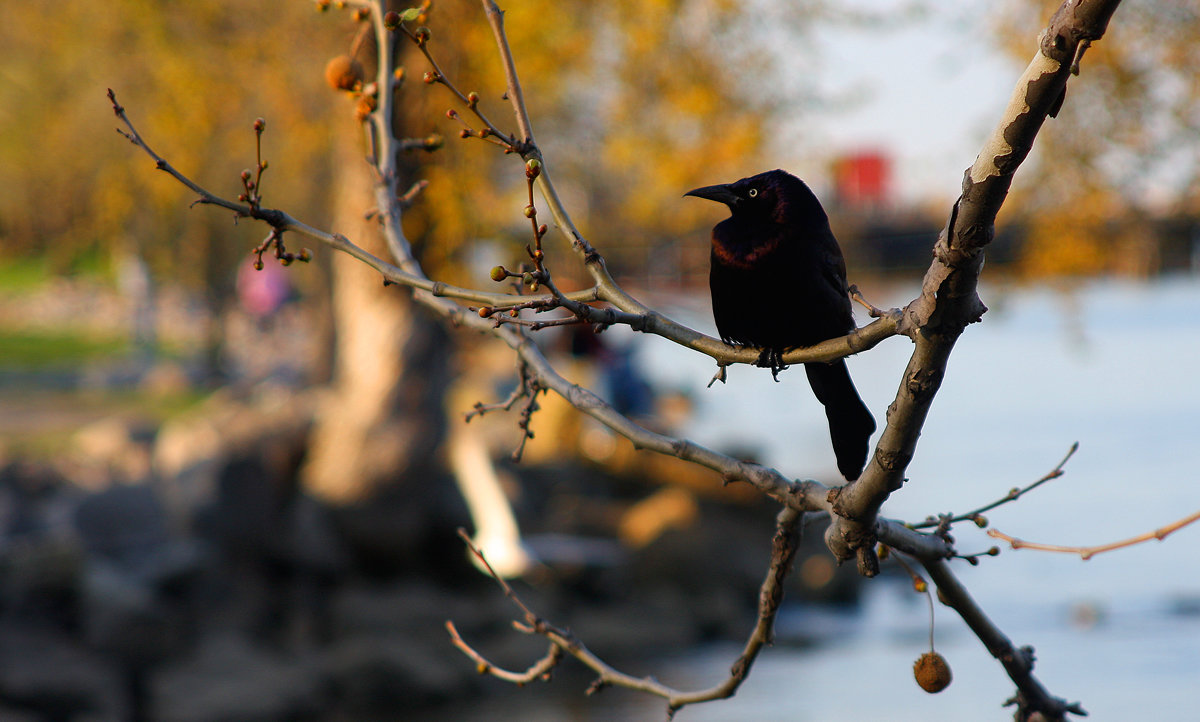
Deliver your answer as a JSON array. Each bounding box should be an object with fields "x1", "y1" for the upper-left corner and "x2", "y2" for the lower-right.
[{"x1": 448, "y1": 509, "x2": 803, "y2": 718}]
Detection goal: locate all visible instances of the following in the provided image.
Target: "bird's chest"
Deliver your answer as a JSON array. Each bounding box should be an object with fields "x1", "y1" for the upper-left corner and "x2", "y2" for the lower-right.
[
  {"x1": 708, "y1": 231, "x2": 846, "y2": 349},
  {"x1": 709, "y1": 222, "x2": 786, "y2": 271}
]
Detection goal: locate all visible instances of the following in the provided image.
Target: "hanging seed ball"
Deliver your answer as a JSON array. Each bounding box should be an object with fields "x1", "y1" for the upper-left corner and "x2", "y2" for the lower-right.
[
  {"x1": 325, "y1": 55, "x2": 363, "y2": 91},
  {"x1": 913, "y1": 651, "x2": 952, "y2": 693}
]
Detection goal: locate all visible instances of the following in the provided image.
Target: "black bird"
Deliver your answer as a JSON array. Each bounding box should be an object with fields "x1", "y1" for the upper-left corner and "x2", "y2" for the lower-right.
[{"x1": 686, "y1": 169, "x2": 876, "y2": 481}]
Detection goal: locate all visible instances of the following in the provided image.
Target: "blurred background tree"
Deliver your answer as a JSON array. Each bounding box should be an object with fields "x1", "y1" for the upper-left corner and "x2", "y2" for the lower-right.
[
  {"x1": 990, "y1": 1, "x2": 1200, "y2": 276},
  {"x1": 0, "y1": 0, "x2": 837, "y2": 503},
  {"x1": 0, "y1": 1, "x2": 341, "y2": 276},
  {"x1": 299, "y1": 0, "x2": 828, "y2": 508}
]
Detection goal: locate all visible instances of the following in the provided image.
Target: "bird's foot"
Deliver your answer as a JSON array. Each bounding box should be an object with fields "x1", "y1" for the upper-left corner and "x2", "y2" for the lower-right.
[{"x1": 755, "y1": 348, "x2": 788, "y2": 381}]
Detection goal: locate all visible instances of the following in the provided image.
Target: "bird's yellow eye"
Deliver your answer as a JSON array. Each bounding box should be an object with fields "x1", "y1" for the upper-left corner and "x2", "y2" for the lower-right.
[{"x1": 748, "y1": 188, "x2": 758, "y2": 198}]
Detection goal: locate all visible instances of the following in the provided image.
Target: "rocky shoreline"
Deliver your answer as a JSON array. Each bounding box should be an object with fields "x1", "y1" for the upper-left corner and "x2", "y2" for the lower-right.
[{"x1": 0, "y1": 386, "x2": 859, "y2": 721}]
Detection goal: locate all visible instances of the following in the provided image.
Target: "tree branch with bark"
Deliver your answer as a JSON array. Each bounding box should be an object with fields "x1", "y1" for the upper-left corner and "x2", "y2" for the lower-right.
[{"x1": 111, "y1": 0, "x2": 1132, "y2": 718}]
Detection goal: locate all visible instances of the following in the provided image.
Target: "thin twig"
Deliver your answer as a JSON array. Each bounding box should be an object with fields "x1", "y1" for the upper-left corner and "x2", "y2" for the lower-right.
[
  {"x1": 848, "y1": 285, "x2": 887, "y2": 319},
  {"x1": 482, "y1": 1, "x2": 535, "y2": 147},
  {"x1": 988, "y1": 508, "x2": 1200, "y2": 560},
  {"x1": 397, "y1": 19, "x2": 518, "y2": 148},
  {"x1": 446, "y1": 622, "x2": 563, "y2": 684},
  {"x1": 448, "y1": 510, "x2": 804, "y2": 717},
  {"x1": 913, "y1": 442, "x2": 1079, "y2": 531}
]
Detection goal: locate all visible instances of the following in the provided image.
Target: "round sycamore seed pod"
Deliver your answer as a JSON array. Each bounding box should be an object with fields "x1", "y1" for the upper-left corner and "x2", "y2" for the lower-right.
[
  {"x1": 913, "y1": 651, "x2": 952, "y2": 693},
  {"x1": 325, "y1": 55, "x2": 363, "y2": 91}
]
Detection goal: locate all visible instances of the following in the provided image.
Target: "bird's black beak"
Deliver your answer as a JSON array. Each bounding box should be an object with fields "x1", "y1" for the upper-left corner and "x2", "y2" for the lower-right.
[{"x1": 684, "y1": 183, "x2": 740, "y2": 207}]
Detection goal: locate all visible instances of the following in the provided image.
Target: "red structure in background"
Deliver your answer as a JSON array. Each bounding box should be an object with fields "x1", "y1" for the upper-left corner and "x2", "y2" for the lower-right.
[{"x1": 831, "y1": 151, "x2": 891, "y2": 211}]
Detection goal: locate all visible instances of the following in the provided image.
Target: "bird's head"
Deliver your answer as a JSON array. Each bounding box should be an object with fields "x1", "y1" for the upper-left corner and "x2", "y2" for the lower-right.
[{"x1": 684, "y1": 169, "x2": 819, "y2": 225}]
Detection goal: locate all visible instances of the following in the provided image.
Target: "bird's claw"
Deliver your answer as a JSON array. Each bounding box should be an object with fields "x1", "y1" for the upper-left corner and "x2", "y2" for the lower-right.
[{"x1": 755, "y1": 348, "x2": 787, "y2": 381}]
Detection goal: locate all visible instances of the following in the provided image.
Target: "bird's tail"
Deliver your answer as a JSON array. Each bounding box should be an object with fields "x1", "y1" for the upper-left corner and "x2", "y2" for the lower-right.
[{"x1": 804, "y1": 360, "x2": 876, "y2": 481}]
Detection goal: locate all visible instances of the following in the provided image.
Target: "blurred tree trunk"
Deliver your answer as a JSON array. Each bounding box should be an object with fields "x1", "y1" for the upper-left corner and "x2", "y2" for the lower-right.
[{"x1": 300, "y1": 125, "x2": 450, "y2": 504}]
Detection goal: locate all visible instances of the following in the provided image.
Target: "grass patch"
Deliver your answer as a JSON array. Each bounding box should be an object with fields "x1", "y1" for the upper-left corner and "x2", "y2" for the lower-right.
[
  {"x1": 0, "y1": 328, "x2": 131, "y2": 368},
  {"x1": 0, "y1": 387, "x2": 211, "y2": 458},
  {"x1": 0, "y1": 257, "x2": 54, "y2": 292}
]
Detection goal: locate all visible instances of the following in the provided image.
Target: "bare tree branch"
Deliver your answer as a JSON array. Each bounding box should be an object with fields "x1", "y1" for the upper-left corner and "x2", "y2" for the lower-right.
[
  {"x1": 112, "y1": 0, "x2": 1135, "y2": 717},
  {"x1": 923, "y1": 558, "x2": 1087, "y2": 720},
  {"x1": 825, "y1": 0, "x2": 1125, "y2": 579},
  {"x1": 988, "y1": 508, "x2": 1200, "y2": 560},
  {"x1": 913, "y1": 442, "x2": 1080, "y2": 531},
  {"x1": 448, "y1": 509, "x2": 804, "y2": 718}
]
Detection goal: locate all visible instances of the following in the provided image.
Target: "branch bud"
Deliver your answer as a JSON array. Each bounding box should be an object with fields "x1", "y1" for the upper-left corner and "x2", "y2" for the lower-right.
[
  {"x1": 525, "y1": 158, "x2": 542, "y2": 179},
  {"x1": 353, "y1": 7, "x2": 369, "y2": 21},
  {"x1": 478, "y1": 306, "x2": 494, "y2": 318},
  {"x1": 413, "y1": 27, "x2": 431, "y2": 45},
  {"x1": 423, "y1": 71, "x2": 439, "y2": 84},
  {"x1": 489, "y1": 266, "x2": 508, "y2": 282},
  {"x1": 446, "y1": 109, "x2": 458, "y2": 120},
  {"x1": 467, "y1": 91, "x2": 480, "y2": 108},
  {"x1": 355, "y1": 95, "x2": 377, "y2": 121},
  {"x1": 383, "y1": 10, "x2": 400, "y2": 29},
  {"x1": 459, "y1": 129, "x2": 472, "y2": 139},
  {"x1": 523, "y1": 205, "x2": 536, "y2": 219},
  {"x1": 254, "y1": 118, "x2": 266, "y2": 133}
]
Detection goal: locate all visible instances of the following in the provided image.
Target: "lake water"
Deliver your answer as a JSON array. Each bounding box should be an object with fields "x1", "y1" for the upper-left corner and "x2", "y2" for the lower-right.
[{"x1": 453, "y1": 276, "x2": 1200, "y2": 720}]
